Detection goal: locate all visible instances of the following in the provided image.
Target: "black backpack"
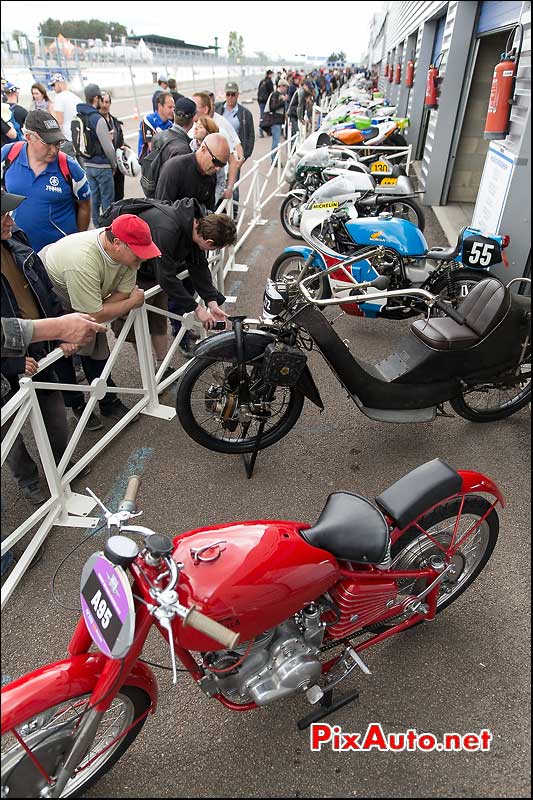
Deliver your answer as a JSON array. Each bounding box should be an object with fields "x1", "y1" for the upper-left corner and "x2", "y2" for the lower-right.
[
  {"x1": 71, "y1": 110, "x2": 99, "y2": 159},
  {"x1": 139, "y1": 134, "x2": 176, "y2": 198}
]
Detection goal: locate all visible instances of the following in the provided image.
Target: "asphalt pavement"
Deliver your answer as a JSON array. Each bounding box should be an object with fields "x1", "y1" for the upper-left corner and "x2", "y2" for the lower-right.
[{"x1": 1, "y1": 93, "x2": 530, "y2": 798}]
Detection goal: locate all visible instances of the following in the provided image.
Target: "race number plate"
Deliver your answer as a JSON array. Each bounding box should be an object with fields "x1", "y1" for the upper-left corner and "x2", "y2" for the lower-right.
[
  {"x1": 263, "y1": 278, "x2": 287, "y2": 317},
  {"x1": 371, "y1": 161, "x2": 391, "y2": 173},
  {"x1": 310, "y1": 201, "x2": 339, "y2": 210},
  {"x1": 380, "y1": 177, "x2": 398, "y2": 185},
  {"x1": 461, "y1": 235, "x2": 502, "y2": 268},
  {"x1": 80, "y1": 553, "x2": 135, "y2": 659}
]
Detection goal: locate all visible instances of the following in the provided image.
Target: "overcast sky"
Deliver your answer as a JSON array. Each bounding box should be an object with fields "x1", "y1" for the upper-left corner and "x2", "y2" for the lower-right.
[{"x1": 1, "y1": 0, "x2": 379, "y2": 62}]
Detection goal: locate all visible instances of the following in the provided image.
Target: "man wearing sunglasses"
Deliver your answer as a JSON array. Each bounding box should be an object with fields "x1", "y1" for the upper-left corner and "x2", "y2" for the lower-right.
[
  {"x1": 0, "y1": 110, "x2": 91, "y2": 253},
  {"x1": 155, "y1": 132, "x2": 230, "y2": 210}
]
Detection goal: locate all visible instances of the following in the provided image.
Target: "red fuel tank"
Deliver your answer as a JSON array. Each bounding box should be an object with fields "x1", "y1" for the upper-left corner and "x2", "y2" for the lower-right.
[{"x1": 172, "y1": 521, "x2": 340, "y2": 651}]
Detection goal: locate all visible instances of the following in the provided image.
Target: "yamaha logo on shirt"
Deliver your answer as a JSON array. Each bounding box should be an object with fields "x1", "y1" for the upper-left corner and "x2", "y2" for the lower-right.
[{"x1": 46, "y1": 175, "x2": 62, "y2": 193}]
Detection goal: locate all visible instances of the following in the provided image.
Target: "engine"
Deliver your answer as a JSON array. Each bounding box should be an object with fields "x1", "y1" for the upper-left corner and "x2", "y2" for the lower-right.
[{"x1": 202, "y1": 605, "x2": 325, "y2": 706}]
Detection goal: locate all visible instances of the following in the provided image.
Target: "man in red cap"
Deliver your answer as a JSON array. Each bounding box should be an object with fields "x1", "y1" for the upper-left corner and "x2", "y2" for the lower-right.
[{"x1": 39, "y1": 215, "x2": 161, "y2": 426}]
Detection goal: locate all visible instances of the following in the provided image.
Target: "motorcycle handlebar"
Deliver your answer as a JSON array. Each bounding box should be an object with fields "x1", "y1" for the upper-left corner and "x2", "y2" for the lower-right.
[
  {"x1": 183, "y1": 606, "x2": 240, "y2": 650},
  {"x1": 118, "y1": 475, "x2": 141, "y2": 513}
]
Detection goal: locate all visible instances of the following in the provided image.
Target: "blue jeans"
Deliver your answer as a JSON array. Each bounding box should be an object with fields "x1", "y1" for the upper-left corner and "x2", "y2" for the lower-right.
[
  {"x1": 271, "y1": 124, "x2": 282, "y2": 162},
  {"x1": 85, "y1": 166, "x2": 115, "y2": 227}
]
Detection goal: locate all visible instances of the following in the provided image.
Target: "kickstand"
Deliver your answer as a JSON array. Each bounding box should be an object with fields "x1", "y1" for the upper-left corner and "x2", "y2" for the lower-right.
[
  {"x1": 297, "y1": 687, "x2": 359, "y2": 730},
  {"x1": 241, "y1": 418, "x2": 267, "y2": 479}
]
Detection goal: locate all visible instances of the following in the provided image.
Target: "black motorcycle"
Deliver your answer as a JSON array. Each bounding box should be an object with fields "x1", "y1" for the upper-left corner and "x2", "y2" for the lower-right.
[{"x1": 176, "y1": 265, "x2": 531, "y2": 456}]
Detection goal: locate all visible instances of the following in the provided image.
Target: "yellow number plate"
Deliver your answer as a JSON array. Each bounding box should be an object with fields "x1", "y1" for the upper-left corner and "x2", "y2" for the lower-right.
[
  {"x1": 371, "y1": 161, "x2": 390, "y2": 173},
  {"x1": 310, "y1": 201, "x2": 339, "y2": 210},
  {"x1": 380, "y1": 177, "x2": 398, "y2": 185}
]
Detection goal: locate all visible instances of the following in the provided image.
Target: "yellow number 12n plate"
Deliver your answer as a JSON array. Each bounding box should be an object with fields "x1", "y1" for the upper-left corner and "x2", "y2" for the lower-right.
[
  {"x1": 380, "y1": 177, "x2": 398, "y2": 185},
  {"x1": 371, "y1": 161, "x2": 390, "y2": 173}
]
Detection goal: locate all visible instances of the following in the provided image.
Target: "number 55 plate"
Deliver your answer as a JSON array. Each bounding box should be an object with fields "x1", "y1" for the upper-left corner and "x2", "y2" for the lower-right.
[{"x1": 80, "y1": 554, "x2": 135, "y2": 659}]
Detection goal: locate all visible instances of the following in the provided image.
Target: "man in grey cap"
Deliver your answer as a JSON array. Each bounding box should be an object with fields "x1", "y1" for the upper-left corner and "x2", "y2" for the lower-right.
[
  {"x1": 152, "y1": 75, "x2": 169, "y2": 112},
  {"x1": 75, "y1": 83, "x2": 117, "y2": 227}
]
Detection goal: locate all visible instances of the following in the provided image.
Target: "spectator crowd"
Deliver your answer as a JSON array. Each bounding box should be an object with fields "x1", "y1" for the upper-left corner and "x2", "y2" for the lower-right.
[{"x1": 0, "y1": 62, "x2": 354, "y2": 573}]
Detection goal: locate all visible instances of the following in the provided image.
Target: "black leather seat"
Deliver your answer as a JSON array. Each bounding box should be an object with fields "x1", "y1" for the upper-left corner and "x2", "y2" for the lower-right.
[
  {"x1": 301, "y1": 492, "x2": 389, "y2": 564},
  {"x1": 426, "y1": 244, "x2": 461, "y2": 261},
  {"x1": 362, "y1": 127, "x2": 380, "y2": 141},
  {"x1": 375, "y1": 459, "x2": 462, "y2": 530},
  {"x1": 411, "y1": 278, "x2": 509, "y2": 351}
]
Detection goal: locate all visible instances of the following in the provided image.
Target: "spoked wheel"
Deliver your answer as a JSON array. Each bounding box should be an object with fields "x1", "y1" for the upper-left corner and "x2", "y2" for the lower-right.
[
  {"x1": 430, "y1": 268, "x2": 490, "y2": 310},
  {"x1": 176, "y1": 356, "x2": 305, "y2": 454},
  {"x1": 450, "y1": 351, "x2": 531, "y2": 421},
  {"x1": 380, "y1": 199, "x2": 425, "y2": 231},
  {"x1": 270, "y1": 252, "x2": 330, "y2": 301},
  {"x1": 1, "y1": 686, "x2": 150, "y2": 798},
  {"x1": 280, "y1": 194, "x2": 305, "y2": 239},
  {"x1": 368, "y1": 497, "x2": 499, "y2": 632}
]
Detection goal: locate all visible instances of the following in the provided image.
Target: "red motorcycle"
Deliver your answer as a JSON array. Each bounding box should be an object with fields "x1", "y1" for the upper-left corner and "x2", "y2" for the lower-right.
[{"x1": 1, "y1": 460, "x2": 503, "y2": 797}]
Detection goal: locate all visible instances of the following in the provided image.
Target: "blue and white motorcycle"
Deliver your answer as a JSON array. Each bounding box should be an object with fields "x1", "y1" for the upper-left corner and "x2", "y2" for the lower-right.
[{"x1": 271, "y1": 175, "x2": 510, "y2": 318}]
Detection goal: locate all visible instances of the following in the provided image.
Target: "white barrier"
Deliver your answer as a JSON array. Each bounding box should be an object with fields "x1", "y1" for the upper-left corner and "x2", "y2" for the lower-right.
[{"x1": 0, "y1": 133, "x2": 299, "y2": 608}]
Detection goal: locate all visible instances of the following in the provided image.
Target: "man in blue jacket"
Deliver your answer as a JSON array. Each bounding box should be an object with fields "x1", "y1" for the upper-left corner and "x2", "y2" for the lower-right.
[
  {"x1": 138, "y1": 92, "x2": 175, "y2": 161},
  {"x1": 1, "y1": 190, "x2": 90, "y2": 505},
  {"x1": 75, "y1": 84, "x2": 118, "y2": 227}
]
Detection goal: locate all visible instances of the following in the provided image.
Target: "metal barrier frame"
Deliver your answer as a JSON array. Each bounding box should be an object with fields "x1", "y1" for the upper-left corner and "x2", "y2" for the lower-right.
[{"x1": 0, "y1": 132, "x2": 299, "y2": 608}]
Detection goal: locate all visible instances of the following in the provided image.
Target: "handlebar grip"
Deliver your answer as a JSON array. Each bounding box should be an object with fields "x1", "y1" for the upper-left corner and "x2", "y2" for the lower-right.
[
  {"x1": 434, "y1": 299, "x2": 466, "y2": 325},
  {"x1": 183, "y1": 607, "x2": 240, "y2": 650},
  {"x1": 122, "y1": 475, "x2": 141, "y2": 505}
]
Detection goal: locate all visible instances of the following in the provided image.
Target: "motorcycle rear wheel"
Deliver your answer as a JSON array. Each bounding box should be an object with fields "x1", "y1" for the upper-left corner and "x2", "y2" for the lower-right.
[
  {"x1": 450, "y1": 354, "x2": 531, "y2": 422},
  {"x1": 270, "y1": 252, "x2": 331, "y2": 301},
  {"x1": 368, "y1": 496, "x2": 499, "y2": 632},
  {"x1": 280, "y1": 193, "x2": 304, "y2": 239},
  {"x1": 430, "y1": 268, "x2": 490, "y2": 307},
  {"x1": 176, "y1": 356, "x2": 305, "y2": 454},
  {"x1": 1, "y1": 685, "x2": 150, "y2": 798}
]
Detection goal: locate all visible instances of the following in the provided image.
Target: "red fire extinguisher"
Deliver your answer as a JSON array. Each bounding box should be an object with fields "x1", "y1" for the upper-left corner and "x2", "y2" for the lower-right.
[
  {"x1": 388, "y1": 63, "x2": 394, "y2": 83},
  {"x1": 425, "y1": 52, "x2": 444, "y2": 109},
  {"x1": 484, "y1": 24, "x2": 523, "y2": 140},
  {"x1": 405, "y1": 59, "x2": 415, "y2": 88},
  {"x1": 394, "y1": 63, "x2": 402, "y2": 84},
  {"x1": 384, "y1": 62, "x2": 389, "y2": 78}
]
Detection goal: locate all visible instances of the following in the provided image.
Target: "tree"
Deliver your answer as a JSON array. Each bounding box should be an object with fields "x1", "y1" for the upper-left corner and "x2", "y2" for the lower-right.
[
  {"x1": 227, "y1": 31, "x2": 245, "y2": 60},
  {"x1": 38, "y1": 18, "x2": 127, "y2": 41},
  {"x1": 328, "y1": 51, "x2": 347, "y2": 64}
]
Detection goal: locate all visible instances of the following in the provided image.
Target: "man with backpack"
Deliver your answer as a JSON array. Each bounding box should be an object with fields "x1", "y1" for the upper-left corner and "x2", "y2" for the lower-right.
[
  {"x1": 257, "y1": 70, "x2": 274, "y2": 138},
  {"x1": 1, "y1": 110, "x2": 91, "y2": 253},
  {"x1": 73, "y1": 84, "x2": 117, "y2": 228},
  {"x1": 140, "y1": 97, "x2": 197, "y2": 198}
]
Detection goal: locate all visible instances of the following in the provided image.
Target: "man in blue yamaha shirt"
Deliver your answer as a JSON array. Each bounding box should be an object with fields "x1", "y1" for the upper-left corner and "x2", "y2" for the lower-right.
[
  {"x1": 138, "y1": 92, "x2": 175, "y2": 160},
  {"x1": 1, "y1": 110, "x2": 91, "y2": 253}
]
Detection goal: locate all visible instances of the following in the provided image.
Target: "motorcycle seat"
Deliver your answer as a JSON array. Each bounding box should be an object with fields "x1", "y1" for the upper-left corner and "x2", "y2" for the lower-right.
[
  {"x1": 425, "y1": 244, "x2": 461, "y2": 261},
  {"x1": 301, "y1": 492, "x2": 389, "y2": 564},
  {"x1": 411, "y1": 278, "x2": 509, "y2": 351},
  {"x1": 362, "y1": 127, "x2": 380, "y2": 141},
  {"x1": 375, "y1": 459, "x2": 462, "y2": 530}
]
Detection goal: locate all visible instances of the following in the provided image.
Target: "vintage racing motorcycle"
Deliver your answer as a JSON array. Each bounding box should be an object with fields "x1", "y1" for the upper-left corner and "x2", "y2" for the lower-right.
[{"x1": 1, "y1": 463, "x2": 504, "y2": 796}]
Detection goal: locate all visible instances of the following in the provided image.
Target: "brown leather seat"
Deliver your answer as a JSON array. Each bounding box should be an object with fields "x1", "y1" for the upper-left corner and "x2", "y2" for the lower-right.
[{"x1": 411, "y1": 278, "x2": 509, "y2": 351}]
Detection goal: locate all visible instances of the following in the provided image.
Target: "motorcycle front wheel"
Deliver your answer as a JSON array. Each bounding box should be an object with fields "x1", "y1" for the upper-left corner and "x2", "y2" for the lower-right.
[
  {"x1": 176, "y1": 356, "x2": 305, "y2": 454},
  {"x1": 270, "y1": 252, "x2": 331, "y2": 301},
  {"x1": 379, "y1": 198, "x2": 425, "y2": 231},
  {"x1": 280, "y1": 193, "x2": 305, "y2": 239},
  {"x1": 368, "y1": 496, "x2": 499, "y2": 632},
  {"x1": 1, "y1": 685, "x2": 150, "y2": 798}
]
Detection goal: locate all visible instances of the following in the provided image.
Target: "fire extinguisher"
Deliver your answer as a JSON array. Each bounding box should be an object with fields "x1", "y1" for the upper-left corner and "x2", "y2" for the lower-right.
[
  {"x1": 484, "y1": 24, "x2": 523, "y2": 140},
  {"x1": 388, "y1": 63, "x2": 394, "y2": 83},
  {"x1": 425, "y1": 52, "x2": 444, "y2": 109},
  {"x1": 394, "y1": 63, "x2": 402, "y2": 84},
  {"x1": 405, "y1": 59, "x2": 415, "y2": 88},
  {"x1": 384, "y1": 62, "x2": 389, "y2": 78}
]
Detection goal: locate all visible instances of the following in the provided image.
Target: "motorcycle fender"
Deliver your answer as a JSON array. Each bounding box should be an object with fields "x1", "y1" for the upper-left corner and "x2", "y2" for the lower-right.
[
  {"x1": 192, "y1": 330, "x2": 324, "y2": 410},
  {"x1": 1, "y1": 654, "x2": 158, "y2": 734},
  {"x1": 457, "y1": 470, "x2": 506, "y2": 508},
  {"x1": 282, "y1": 246, "x2": 326, "y2": 270}
]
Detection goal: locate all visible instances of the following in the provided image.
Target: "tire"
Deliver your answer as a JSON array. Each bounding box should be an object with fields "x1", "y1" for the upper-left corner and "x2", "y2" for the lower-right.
[
  {"x1": 368, "y1": 496, "x2": 499, "y2": 632},
  {"x1": 270, "y1": 252, "x2": 331, "y2": 301},
  {"x1": 280, "y1": 193, "x2": 304, "y2": 240},
  {"x1": 1, "y1": 685, "x2": 150, "y2": 798},
  {"x1": 430, "y1": 268, "x2": 491, "y2": 308},
  {"x1": 176, "y1": 355, "x2": 305, "y2": 454},
  {"x1": 386, "y1": 133, "x2": 408, "y2": 148},
  {"x1": 450, "y1": 351, "x2": 531, "y2": 422},
  {"x1": 380, "y1": 198, "x2": 425, "y2": 231}
]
